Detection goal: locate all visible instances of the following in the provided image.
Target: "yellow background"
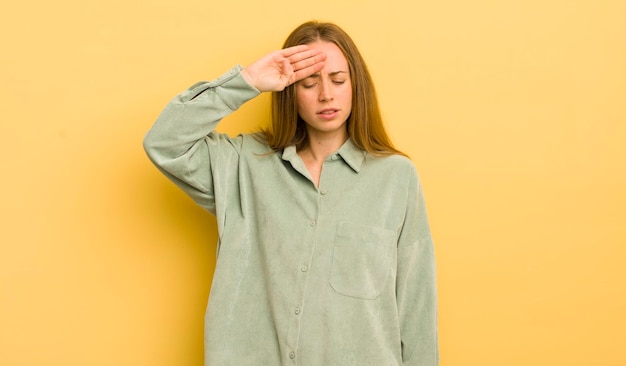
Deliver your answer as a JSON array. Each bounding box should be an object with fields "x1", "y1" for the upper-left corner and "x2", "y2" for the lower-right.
[{"x1": 2, "y1": 0, "x2": 625, "y2": 365}]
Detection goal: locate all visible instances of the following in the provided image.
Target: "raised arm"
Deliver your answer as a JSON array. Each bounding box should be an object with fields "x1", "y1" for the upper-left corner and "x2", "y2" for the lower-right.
[{"x1": 143, "y1": 45, "x2": 325, "y2": 214}]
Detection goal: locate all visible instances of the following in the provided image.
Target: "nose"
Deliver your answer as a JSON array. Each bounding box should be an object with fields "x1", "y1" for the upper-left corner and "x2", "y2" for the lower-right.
[{"x1": 318, "y1": 79, "x2": 333, "y2": 102}]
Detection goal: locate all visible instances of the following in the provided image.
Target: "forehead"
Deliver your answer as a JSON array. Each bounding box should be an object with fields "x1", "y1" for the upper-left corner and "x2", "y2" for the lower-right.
[{"x1": 308, "y1": 41, "x2": 348, "y2": 71}]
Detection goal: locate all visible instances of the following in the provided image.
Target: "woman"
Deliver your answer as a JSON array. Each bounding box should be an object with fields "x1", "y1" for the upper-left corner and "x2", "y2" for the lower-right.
[{"x1": 144, "y1": 21, "x2": 438, "y2": 366}]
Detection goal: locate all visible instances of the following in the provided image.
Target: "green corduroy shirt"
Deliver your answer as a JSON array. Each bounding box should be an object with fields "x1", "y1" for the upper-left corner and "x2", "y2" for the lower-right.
[{"x1": 144, "y1": 66, "x2": 439, "y2": 366}]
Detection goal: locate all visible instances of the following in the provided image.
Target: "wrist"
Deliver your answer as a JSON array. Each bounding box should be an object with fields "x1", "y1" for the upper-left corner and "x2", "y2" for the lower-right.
[{"x1": 240, "y1": 68, "x2": 256, "y2": 90}]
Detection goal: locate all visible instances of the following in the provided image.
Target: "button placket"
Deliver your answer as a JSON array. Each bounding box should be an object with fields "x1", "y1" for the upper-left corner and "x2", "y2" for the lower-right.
[{"x1": 285, "y1": 189, "x2": 319, "y2": 364}]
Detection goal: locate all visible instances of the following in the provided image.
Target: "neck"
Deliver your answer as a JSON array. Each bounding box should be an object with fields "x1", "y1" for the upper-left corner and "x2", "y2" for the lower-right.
[{"x1": 299, "y1": 129, "x2": 349, "y2": 162}]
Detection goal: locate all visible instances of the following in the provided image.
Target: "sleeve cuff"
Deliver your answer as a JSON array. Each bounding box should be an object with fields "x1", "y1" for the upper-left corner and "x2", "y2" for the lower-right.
[{"x1": 181, "y1": 65, "x2": 261, "y2": 109}]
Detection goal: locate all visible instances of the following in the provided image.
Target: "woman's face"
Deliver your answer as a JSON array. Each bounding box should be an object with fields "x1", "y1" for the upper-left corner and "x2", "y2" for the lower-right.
[{"x1": 296, "y1": 41, "x2": 352, "y2": 138}]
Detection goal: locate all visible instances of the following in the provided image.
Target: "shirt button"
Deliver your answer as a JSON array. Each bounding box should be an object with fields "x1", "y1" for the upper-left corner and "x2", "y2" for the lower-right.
[
  {"x1": 309, "y1": 220, "x2": 316, "y2": 227},
  {"x1": 289, "y1": 351, "x2": 296, "y2": 359},
  {"x1": 294, "y1": 307, "x2": 301, "y2": 315},
  {"x1": 331, "y1": 154, "x2": 338, "y2": 160},
  {"x1": 301, "y1": 265, "x2": 308, "y2": 272},
  {"x1": 320, "y1": 188, "x2": 327, "y2": 195}
]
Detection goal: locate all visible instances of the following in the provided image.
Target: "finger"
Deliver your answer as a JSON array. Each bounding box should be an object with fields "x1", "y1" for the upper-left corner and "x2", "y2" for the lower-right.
[
  {"x1": 287, "y1": 47, "x2": 325, "y2": 65},
  {"x1": 280, "y1": 44, "x2": 310, "y2": 58},
  {"x1": 291, "y1": 51, "x2": 326, "y2": 73},
  {"x1": 292, "y1": 60, "x2": 325, "y2": 83}
]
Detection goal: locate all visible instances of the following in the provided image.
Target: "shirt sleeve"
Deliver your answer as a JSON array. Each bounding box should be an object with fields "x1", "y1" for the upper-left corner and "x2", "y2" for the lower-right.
[
  {"x1": 143, "y1": 66, "x2": 260, "y2": 215},
  {"x1": 396, "y1": 167, "x2": 439, "y2": 366}
]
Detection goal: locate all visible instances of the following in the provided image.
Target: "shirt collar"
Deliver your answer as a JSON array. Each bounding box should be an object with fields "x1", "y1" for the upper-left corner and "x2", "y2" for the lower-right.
[{"x1": 281, "y1": 138, "x2": 366, "y2": 173}]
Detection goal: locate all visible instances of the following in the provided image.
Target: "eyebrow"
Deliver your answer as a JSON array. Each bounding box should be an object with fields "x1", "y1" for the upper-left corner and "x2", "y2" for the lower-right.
[{"x1": 307, "y1": 71, "x2": 349, "y2": 78}]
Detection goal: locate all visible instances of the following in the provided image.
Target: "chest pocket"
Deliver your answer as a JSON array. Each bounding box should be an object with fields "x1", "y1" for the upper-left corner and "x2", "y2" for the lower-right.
[{"x1": 330, "y1": 222, "x2": 397, "y2": 300}]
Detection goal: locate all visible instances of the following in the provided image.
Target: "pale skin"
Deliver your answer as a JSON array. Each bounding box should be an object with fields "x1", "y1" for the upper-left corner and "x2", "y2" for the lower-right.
[
  {"x1": 241, "y1": 45, "x2": 326, "y2": 93},
  {"x1": 241, "y1": 43, "x2": 353, "y2": 187}
]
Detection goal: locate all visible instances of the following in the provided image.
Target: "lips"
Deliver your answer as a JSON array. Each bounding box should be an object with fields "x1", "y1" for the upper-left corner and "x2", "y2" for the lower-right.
[
  {"x1": 316, "y1": 108, "x2": 340, "y2": 120},
  {"x1": 317, "y1": 108, "x2": 339, "y2": 115}
]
